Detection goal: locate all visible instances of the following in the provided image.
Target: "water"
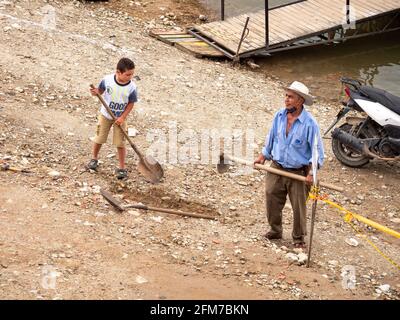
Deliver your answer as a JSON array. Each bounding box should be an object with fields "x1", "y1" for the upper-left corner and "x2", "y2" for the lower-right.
[
  {"x1": 201, "y1": 0, "x2": 297, "y2": 16},
  {"x1": 200, "y1": 0, "x2": 400, "y2": 99},
  {"x1": 255, "y1": 31, "x2": 400, "y2": 99}
]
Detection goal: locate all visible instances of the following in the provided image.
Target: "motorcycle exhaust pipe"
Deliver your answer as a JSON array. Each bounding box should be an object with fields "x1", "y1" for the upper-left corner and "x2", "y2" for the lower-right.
[
  {"x1": 331, "y1": 128, "x2": 366, "y2": 153},
  {"x1": 332, "y1": 128, "x2": 400, "y2": 161}
]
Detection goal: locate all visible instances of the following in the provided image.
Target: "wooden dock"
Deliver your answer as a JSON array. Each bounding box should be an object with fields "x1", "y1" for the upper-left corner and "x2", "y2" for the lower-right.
[
  {"x1": 149, "y1": 29, "x2": 224, "y2": 58},
  {"x1": 189, "y1": 0, "x2": 400, "y2": 59}
]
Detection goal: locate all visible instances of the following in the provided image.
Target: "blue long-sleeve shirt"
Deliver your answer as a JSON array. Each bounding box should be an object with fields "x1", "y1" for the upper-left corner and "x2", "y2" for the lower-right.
[{"x1": 262, "y1": 108, "x2": 324, "y2": 169}]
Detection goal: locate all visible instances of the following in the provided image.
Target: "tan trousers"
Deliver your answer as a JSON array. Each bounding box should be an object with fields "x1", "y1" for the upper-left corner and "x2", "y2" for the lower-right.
[
  {"x1": 93, "y1": 114, "x2": 128, "y2": 148},
  {"x1": 265, "y1": 162, "x2": 310, "y2": 244}
]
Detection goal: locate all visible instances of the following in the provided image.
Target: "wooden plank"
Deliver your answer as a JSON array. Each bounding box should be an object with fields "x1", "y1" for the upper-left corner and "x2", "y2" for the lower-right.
[
  {"x1": 175, "y1": 42, "x2": 224, "y2": 58},
  {"x1": 196, "y1": 25, "x2": 241, "y2": 52},
  {"x1": 274, "y1": 8, "x2": 321, "y2": 36},
  {"x1": 360, "y1": 0, "x2": 391, "y2": 13},
  {"x1": 158, "y1": 34, "x2": 194, "y2": 39},
  {"x1": 245, "y1": 12, "x2": 288, "y2": 45},
  {"x1": 248, "y1": 12, "x2": 291, "y2": 45},
  {"x1": 270, "y1": 6, "x2": 320, "y2": 37},
  {"x1": 149, "y1": 29, "x2": 188, "y2": 37},
  {"x1": 268, "y1": 12, "x2": 309, "y2": 41},
  {"x1": 200, "y1": 19, "x2": 252, "y2": 52},
  {"x1": 226, "y1": 16, "x2": 269, "y2": 51},
  {"x1": 229, "y1": 16, "x2": 266, "y2": 44},
  {"x1": 296, "y1": 1, "x2": 342, "y2": 26},
  {"x1": 166, "y1": 38, "x2": 202, "y2": 43}
]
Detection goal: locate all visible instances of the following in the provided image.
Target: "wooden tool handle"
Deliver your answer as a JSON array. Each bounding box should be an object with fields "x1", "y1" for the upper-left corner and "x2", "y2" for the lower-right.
[
  {"x1": 225, "y1": 154, "x2": 344, "y2": 193},
  {"x1": 125, "y1": 204, "x2": 215, "y2": 220},
  {"x1": 148, "y1": 206, "x2": 216, "y2": 220}
]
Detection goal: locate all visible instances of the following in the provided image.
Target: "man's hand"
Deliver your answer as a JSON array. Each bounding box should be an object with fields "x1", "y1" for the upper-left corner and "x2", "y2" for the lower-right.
[
  {"x1": 305, "y1": 174, "x2": 313, "y2": 186},
  {"x1": 254, "y1": 154, "x2": 266, "y2": 166},
  {"x1": 115, "y1": 116, "x2": 126, "y2": 126}
]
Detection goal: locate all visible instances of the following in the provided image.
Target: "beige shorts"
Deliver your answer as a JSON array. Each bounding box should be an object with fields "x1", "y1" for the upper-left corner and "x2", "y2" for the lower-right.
[{"x1": 93, "y1": 114, "x2": 127, "y2": 148}]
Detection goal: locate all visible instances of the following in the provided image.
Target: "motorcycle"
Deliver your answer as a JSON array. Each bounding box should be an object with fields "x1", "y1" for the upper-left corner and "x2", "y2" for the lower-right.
[{"x1": 324, "y1": 77, "x2": 400, "y2": 168}]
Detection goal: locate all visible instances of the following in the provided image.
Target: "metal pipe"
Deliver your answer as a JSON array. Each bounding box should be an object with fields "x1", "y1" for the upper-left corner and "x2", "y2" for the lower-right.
[
  {"x1": 265, "y1": 0, "x2": 269, "y2": 48},
  {"x1": 221, "y1": 0, "x2": 225, "y2": 21},
  {"x1": 346, "y1": 0, "x2": 350, "y2": 25}
]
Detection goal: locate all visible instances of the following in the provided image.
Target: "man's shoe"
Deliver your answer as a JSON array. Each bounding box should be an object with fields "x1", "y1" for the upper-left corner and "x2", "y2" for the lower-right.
[
  {"x1": 264, "y1": 231, "x2": 282, "y2": 240},
  {"x1": 87, "y1": 159, "x2": 99, "y2": 170},
  {"x1": 293, "y1": 242, "x2": 306, "y2": 249},
  {"x1": 116, "y1": 168, "x2": 128, "y2": 180}
]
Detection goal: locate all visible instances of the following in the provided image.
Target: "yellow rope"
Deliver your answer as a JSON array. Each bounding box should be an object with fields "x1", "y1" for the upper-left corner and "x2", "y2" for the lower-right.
[{"x1": 308, "y1": 191, "x2": 400, "y2": 271}]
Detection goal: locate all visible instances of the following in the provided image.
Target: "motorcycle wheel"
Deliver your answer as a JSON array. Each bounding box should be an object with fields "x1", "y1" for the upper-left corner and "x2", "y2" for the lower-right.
[{"x1": 331, "y1": 123, "x2": 370, "y2": 168}]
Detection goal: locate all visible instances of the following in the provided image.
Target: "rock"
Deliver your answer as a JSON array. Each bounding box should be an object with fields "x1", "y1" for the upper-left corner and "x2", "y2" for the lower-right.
[
  {"x1": 135, "y1": 275, "x2": 148, "y2": 284},
  {"x1": 376, "y1": 284, "x2": 390, "y2": 293},
  {"x1": 328, "y1": 260, "x2": 339, "y2": 267},
  {"x1": 128, "y1": 128, "x2": 138, "y2": 137},
  {"x1": 128, "y1": 210, "x2": 141, "y2": 216},
  {"x1": 285, "y1": 253, "x2": 298, "y2": 263},
  {"x1": 297, "y1": 253, "x2": 308, "y2": 265},
  {"x1": 246, "y1": 60, "x2": 260, "y2": 69},
  {"x1": 150, "y1": 216, "x2": 163, "y2": 223},
  {"x1": 48, "y1": 170, "x2": 61, "y2": 179},
  {"x1": 293, "y1": 248, "x2": 304, "y2": 254},
  {"x1": 199, "y1": 15, "x2": 207, "y2": 22},
  {"x1": 345, "y1": 238, "x2": 359, "y2": 247},
  {"x1": 390, "y1": 218, "x2": 400, "y2": 224}
]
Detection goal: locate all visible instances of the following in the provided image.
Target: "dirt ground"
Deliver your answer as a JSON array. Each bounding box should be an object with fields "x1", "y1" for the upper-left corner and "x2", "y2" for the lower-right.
[{"x1": 0, "y1": 0, "x2": 399, "y2": 300}]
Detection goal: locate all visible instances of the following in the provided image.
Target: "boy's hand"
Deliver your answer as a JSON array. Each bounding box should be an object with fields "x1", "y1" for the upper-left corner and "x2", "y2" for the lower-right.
[
  {"x1": 90, "y1": 87, "x2": 100, "y2": 96},
  {"x1": 115, "y1": 116, "x2": 126, "y2": 126}
]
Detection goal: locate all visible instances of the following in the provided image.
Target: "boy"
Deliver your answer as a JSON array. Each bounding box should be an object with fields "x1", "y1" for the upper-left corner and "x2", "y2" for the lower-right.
[{"x1": 87, "y1": 57, "x2": 138, "y2": 179}]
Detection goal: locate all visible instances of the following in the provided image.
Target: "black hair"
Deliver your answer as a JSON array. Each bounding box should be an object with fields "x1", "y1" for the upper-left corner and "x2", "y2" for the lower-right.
[{"x1": 117, "y1": 58, "x2": 135, "y2": 73}]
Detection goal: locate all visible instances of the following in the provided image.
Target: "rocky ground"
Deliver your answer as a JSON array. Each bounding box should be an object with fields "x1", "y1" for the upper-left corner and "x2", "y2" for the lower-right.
[{"x1": 0, "y1": 0, "x2": 399, "y2": 300}]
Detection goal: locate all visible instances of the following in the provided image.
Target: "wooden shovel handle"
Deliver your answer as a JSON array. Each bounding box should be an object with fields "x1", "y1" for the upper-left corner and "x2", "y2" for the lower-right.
[
  {"x1": 125, "y1": 204, "x2": 215, "y2": 220},
  {"x1": 224, "y1": 154, "x2": 344, "y2": 193},
  {"x1": 89, "y1": 84, "x2": 144, "y2": 160}
]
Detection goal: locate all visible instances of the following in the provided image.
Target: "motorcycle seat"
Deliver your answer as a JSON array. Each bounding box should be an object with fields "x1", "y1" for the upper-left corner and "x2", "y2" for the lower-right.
[{"x1": 359, "y1": 86, "x2": 400, "y2": 115}]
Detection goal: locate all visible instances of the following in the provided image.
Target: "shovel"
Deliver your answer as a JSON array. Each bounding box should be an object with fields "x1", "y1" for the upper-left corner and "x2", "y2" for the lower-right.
[
  {"x1": 1, "y1": 163, "x2": 31, "y2": 173},
  {"x1": 217, "y1": 153, "x2": 343, "y2": 192},
  {"x1": 90, "y1": 84, "x2": 163, "y2": 184},
  {"x1": 101, "y1": 189, "x2": 215, "y2": 220}
]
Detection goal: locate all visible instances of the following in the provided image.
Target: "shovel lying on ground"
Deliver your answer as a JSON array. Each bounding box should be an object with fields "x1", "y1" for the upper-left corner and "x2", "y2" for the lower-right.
[
  {"x1": 217, "y1": 153, "x2": 344, "y2": 193},
  {"x1": 101, "y1": 189, "x2": 216, "y2": 220},
  {"x1": 90, "y1": 84, "x2": 164, "y2": 184},
  {"x1": 1, "y1": 163, "x2": 31, "y2": 173}
]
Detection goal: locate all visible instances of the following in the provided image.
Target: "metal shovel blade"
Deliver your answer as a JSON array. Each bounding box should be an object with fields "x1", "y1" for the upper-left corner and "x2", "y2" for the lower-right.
[
  {"x1": 137, "y1": 155, "x2": 164, "y2": 184},
  {"x1": 217, "y1": 153, "x2": 231, "y2": 174},
  {"x1": 100, "y1": 189, "x2": 125, "y2": 212}
]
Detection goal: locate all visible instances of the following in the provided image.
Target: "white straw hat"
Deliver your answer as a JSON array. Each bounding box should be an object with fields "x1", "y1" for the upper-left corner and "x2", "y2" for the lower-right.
[{"x1": 285, "y1": 81, "x2": 314, "y2": 106}]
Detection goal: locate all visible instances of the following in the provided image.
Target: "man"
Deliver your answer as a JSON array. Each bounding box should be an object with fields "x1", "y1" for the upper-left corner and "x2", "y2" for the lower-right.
[{"x1": 254, "y1": 81, "x2": 324, "y2": 249}]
